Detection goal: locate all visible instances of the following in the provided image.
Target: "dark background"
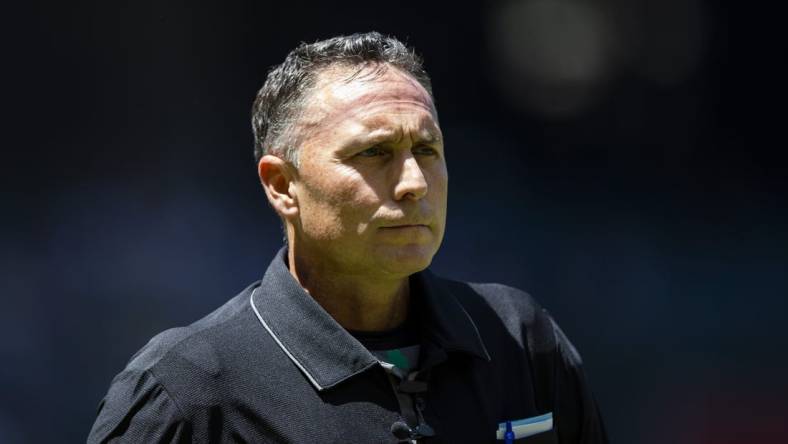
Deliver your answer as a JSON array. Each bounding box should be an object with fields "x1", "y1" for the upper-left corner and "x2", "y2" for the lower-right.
[{"x1": 3, "y1": 1, "x2": 787, "y2": 442}]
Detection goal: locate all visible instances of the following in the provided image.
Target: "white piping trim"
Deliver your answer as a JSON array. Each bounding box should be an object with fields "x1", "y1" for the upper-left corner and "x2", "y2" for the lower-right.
[{"x1": 249, "y1": 288, "x2": 325, "y2": 391}]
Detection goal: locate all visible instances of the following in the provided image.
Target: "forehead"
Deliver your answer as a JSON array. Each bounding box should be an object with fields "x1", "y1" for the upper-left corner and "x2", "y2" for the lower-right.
[{"x1": 303, "y1": 65, "x2": 438, "y2": 131}]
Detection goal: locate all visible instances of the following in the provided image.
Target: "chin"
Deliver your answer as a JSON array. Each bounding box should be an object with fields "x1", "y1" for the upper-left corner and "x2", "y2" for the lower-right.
[{"x1": 374, "y1": 244, "x2": 436, "y2": 276}]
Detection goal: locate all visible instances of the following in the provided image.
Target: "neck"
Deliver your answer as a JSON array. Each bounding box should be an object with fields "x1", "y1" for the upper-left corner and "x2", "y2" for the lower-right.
[{"x1": 287, "y1": 240, "x2": 411, "y2": 332}]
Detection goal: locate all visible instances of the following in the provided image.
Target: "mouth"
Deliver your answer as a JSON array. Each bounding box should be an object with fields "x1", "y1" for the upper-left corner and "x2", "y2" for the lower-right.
[{"x1": 377, "y1": 223, "x2": 432, "y2": 242}]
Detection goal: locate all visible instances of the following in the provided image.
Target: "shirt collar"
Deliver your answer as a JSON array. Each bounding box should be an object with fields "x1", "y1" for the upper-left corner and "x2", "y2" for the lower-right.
[{"x1": 250, "y1": 246, "x2": 490, "y2": 392}]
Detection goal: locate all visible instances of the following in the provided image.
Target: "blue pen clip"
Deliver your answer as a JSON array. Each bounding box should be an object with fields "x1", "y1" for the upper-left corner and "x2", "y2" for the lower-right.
[{"x1": 504, "y1": 421, "x2": 514, "y2": 444}]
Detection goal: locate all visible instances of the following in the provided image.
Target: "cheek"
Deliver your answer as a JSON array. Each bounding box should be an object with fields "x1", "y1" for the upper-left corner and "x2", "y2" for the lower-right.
[
  {"x1": 427, "y1": 164, "x2": 449, "y2": 242},
  {"x1": 298, "y1": 165, "x2": 379, "y2": 239},
  {"x1": 428, "y1": 163, "x2": 449, "y2": 204}
]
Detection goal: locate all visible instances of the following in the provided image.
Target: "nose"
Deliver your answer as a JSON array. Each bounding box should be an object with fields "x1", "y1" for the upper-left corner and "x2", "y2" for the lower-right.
[{"x1": 393, "y1": 154, "x2": 428, "y2": 201}]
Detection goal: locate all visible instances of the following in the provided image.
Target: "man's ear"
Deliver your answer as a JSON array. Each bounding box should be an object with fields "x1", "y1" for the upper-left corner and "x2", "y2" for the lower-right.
[{"x1": 258, "y1": 155, "x2": 299, "y2": 220}]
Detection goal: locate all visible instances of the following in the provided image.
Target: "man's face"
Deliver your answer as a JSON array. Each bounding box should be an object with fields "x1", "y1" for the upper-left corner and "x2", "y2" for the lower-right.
[{"x1": 289, "y1": 65, "x2": 447, "y2": 279}]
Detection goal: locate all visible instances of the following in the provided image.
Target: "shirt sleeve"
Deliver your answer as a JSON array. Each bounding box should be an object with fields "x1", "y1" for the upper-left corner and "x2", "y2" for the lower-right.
[
  {"x1": 88, "y1": 368, "x2": 191, "y2": 444},
  {"x1": 550, "y1": 316, "x2": 609, "y2": 444}
]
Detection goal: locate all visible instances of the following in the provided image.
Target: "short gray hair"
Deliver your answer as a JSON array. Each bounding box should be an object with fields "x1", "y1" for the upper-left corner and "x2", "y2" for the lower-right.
[{"x1": 251, "y1": 32, "x2": 434, "y2": 167}]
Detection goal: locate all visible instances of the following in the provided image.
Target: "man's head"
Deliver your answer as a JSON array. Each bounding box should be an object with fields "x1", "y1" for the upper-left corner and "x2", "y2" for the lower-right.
[
  {"x1": 252, "y1": 32, "x2": 434, "y2": 167},
  {"x1": 253, "y1": 32, "x2": 447, "y2": 279}
]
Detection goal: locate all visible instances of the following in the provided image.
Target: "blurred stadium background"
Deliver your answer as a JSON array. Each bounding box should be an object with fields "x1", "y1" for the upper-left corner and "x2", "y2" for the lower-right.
[{"x1": 2, "y1": 0, "x2": 786, "y2": 442}]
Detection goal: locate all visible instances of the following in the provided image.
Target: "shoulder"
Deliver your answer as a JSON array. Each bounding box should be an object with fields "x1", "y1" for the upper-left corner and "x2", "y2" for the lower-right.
[
  {"x1": 436, "y1": 276, "x2": 549, "y2": 341},
  {"x1": 98, "y1": 282, "x2": 260, "y2": 410},
  {"x1": 464, "y1": 281, "x2": 543, "y2": 322},
  {"x1": 125, "y1": 282, "x2": 259, "y2": 378},
  {"x1": 432, "y1": 274, "x2": 587, "y2": 368},
  {"x1": 90, "y1": 282, "x2": 262, "y2": 442}
]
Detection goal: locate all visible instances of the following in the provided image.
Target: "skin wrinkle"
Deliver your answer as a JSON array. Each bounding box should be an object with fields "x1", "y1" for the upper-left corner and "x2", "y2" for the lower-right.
[
  {"x1": 258, "y1": 63, "x2": 448, "y2": 332},
  {"x1": 340, "y1": 113, "x2": 442, "y2": 151}
]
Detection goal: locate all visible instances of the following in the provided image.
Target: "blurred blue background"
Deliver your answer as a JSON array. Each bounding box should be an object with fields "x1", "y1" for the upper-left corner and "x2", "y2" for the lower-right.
[{"x1": 2, "y1": 1, "x2": 787, "y2": 442}]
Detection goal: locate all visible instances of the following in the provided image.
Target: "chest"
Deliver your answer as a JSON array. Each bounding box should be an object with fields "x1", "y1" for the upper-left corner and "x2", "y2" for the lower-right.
[{"x1": 190, "y1": 357, "x2": 554, "y2": 443}]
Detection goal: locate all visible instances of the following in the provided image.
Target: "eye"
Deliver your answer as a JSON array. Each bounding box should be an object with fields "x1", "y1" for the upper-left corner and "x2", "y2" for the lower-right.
[
  {"x1": 413, "y1": 145, "x2": 438, "y2": 156},
  {"x1": 356, "y1": 146, "x2": 387, "y2": 157}
]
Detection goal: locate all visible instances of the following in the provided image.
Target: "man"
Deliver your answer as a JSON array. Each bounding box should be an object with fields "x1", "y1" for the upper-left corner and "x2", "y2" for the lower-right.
[{"x1": 89, "y1": 32, "x2": 607, "y2": 443}]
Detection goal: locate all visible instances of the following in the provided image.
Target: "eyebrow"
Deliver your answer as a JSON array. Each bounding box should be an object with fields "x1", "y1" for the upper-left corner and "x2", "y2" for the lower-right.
[{"x1": 353, "y1": 127, "x2": 443, "y2": 148}]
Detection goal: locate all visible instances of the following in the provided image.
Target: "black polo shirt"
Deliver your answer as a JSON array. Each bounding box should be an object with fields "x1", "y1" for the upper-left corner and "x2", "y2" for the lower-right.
[{"x1": 88, "y1": 247, "x2": 608, "y2": 443}]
